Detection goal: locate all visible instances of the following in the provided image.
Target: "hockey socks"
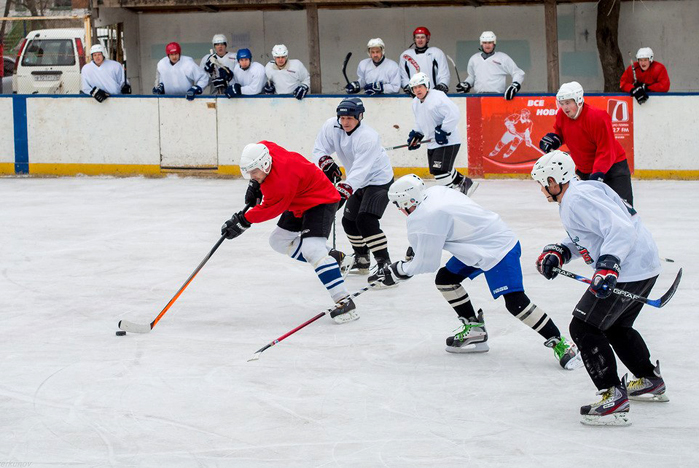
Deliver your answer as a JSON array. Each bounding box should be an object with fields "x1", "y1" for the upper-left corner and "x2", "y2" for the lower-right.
[
  {"x1": 315, "y1": 256, "x2": 349, "y2": 302},
  {"x1": 436, "y1": 283, "x2": 477, "y2": 321},
  {"x1": 504, "y1": 292, "x2": 560, "y2": 339}
]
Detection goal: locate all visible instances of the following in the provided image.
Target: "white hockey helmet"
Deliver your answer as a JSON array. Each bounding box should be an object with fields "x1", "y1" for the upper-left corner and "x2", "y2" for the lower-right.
[
  {"x1": 367, "y1": 38, "x2": 385, "y2": 54},
  {"x1": 556, "y1": 81, "x2": 584, "y2": 106},
  {"x1": 388, "y1": 174, "x2": 426, "y2": 213},
  {"x1": 90, "y1": 44, "x2": 106, "y2": 57},
  {"x1": 212, "y1": 34, "x2": 227, "y2": 45},
  {"x1": 240, "y1": 143, "x2": 272, "y2": 179},
  {"x1": 531, "y1": 150, "x2": 576, "y2": 187},
  {"x1": 409, "y1": 72, "x2": 430, "y2": 90},
  {"x1": 636, "y1": 47, "x2": 654, "y2": 62},
  {"x1": 271, "y1": 44, "x2": 288, "y2": 58},
  {"x1": 480, "y1": 31, "x2": 497, "y2": 44}
]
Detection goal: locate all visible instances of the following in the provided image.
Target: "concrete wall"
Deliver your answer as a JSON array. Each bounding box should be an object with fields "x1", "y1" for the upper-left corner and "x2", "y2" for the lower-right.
[{"x1": 97, "y1": 0, "x2": 699, "y2": 95}]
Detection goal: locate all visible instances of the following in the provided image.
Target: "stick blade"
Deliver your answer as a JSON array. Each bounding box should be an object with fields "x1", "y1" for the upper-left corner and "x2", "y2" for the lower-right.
[
  {"x1": 658, "y1": 268, "x2": 683, "y2": 308},
  {"x1": 118, "y1": 319, "x2": 152, "y2": 334},
  {"x1": 247, "y1": 353, "x2": 262, "y2": 362}
]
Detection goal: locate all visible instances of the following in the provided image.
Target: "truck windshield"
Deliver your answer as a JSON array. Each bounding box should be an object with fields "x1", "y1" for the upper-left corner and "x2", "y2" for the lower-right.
[{"x1": 21, "y1": 39, "x2": 75, "y2": 67}]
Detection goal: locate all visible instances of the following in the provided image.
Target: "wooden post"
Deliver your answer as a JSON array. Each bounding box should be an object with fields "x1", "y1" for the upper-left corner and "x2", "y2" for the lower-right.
[
  {"x1": 306, "y1": 4, "x2": 322, "y2": 93},
  {"x1": 544, "y1": 0, "x2": 559, "y2": 92}
]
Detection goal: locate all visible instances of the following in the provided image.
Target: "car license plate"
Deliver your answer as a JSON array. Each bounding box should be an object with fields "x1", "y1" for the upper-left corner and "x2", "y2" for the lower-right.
[{"x1": 35, "y1": 75, "x2": 59, "y2": 81}]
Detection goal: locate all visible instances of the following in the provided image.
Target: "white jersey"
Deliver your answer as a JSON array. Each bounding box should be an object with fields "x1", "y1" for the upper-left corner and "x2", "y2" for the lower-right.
[
  {"x1": 233, "y1": 61, "x2": 266, "y2": 95},
  {"x1": 356, "y1": 57, "x2": 401, "y2": 94},
  {"x1": 411, "y1": 89, "x2": 462, "y2": 150},
  {"x1": 399, "y1": 46, "x2": 450, "y2": 89},
  {"x1": 464, "y1": 51, "x2": 525, "y2": 94},
  {"x1": 265, "y1": 59, "x2": 311, "y2": 94},
  {"x1": 155, "y1": 56, "x2": 209, "y2": 95},
  {"x1": 312, "y1": 118, "x2": 393, "y2": 191},
  {"x1": 81, "y1": 59, "x2": 127, "y2": 95},
  {"x1": 199, "y1": 52, "x2": 237, "y2": 94},
  {"x1": 402, "y1": 186, "x2": 518, "y2": 276},
  {"x1": 558, "y1": 179, "x2": 661, "y2": 282}
]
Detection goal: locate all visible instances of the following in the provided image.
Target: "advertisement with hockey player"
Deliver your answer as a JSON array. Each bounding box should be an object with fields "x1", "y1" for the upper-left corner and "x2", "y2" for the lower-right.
[{"x1": 467, "y1": 96, "x2": 634, "y2": 176}]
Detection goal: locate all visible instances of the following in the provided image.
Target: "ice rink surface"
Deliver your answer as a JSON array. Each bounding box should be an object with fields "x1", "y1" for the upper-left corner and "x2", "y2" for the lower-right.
[{"x1": 1, "y1": 177, "x2": 697, "y2": 468}]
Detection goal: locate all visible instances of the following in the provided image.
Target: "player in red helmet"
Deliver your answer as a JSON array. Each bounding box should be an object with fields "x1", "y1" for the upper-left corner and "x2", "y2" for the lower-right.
[
  {"x1": 398, "y1": 26, "x2": 450, "y2": 95},
  {"x1": 153, "y1": 42, "x2": 208, "y2": 101}
]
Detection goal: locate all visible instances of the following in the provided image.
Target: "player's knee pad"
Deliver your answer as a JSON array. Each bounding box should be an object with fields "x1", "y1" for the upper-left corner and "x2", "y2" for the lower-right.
[
  {"x1": 435, "y1": 266, "x2": 466, "y2": 287},
  {"x1": 341, "y1": 215, "x2": 360, "y2": 236},
  {"x1": 300, "y1": 236, "x2": 330, "y2": 267},
  {"x1": 269, "y1": 228, "x2": 302, "y2": 256}
]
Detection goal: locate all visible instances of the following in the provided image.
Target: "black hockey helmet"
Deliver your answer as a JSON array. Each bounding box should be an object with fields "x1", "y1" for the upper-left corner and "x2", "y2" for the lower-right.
[{"x1": 336, "y1": 97, "x2": 365, "y2": 120}]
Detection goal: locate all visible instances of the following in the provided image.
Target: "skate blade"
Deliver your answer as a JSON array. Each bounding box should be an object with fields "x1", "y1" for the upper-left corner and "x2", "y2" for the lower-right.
[
  {"x1": 629, "y1": 393, "x2": 669, "y2": 402},
  {"x1": 332, "y1": 311, "x2": 360, "y2": 324},
  {"x1": 348, "y1": 269, "x2": 370, "y2": 276},
  {"x1": 445, "y1": 342, "x2": 489, "y2": 354},
  {"x1": 339, "y1": 254, "x2": 355, "y2": 279},
  {"x1": 466, "y1": 181, "x2": 480, "y2": 197},
  {"x1": 562, "y1": 353, "x2": 584, "y2": 370},
  {"x1": 580, "y1": 412, "x2": 631, "y2": 427},
  {"x1": 371, "y1": 281, "x2": 398, "y2": 290}
]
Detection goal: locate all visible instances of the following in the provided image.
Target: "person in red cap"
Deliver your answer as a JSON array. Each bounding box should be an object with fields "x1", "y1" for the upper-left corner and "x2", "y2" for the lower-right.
[
  {"x1": 398, "y1": 26, "x2": 450, "y2": 95},
  {"x1": 153, "y1": 42, "x2": 209, "y2": 101},
  {"x1": 619, "y1": 47, "x2": 670, "y2": 105}
]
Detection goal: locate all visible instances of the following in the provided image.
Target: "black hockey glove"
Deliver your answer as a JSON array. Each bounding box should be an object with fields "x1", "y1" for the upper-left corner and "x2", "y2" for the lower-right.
[
  {"x1": 435, "y1": 125, "x2": 451, "y2": 145},
  {"x1": 456, "y1": 81, "x2": 472, "y2": 93},
  {"x1": 364, "y1": 82, "x2": 384, "y2": 96},
  {"x1": 152, "y1": 83, "x2": 165, "y2": 95},
  {"x1": 185, "y1": 85, "x2": 203, "y2": 101},
  {"x1": 294, "y1": 84, "x2": 309, "y2": 100},
  {"x1": 405, "y1": 246, "x2": 415, "y2": 261},
  {"x1": 221, "y1": 212, "x2": 251, "y2": 240},
  {"x1": 588, "y1": 172, "x2": 605, "y2": 182},
  {"x1": 407, "y1": 130, "x2": 424, "y2": 150},
  {"x1": 120, "y1": 82, "x2": 132, "y2": 95},
  {"x1": 631, "y1": 83, "x2": 649, "y2": 105},
  {"x1": 244, "y1": 180, "x2": 262, "y2": 207},
  {"x1": 403, "y1": 84, "x2": 415, "y2": 97},
  {"x1": 589, "y1": 255, "x2": 620, "y2": 299},
  {"x1": 345, "y1": 81, "x2": 361, "y2": 94},
  {"x1": 539, "y1": 133, "x2": 562, "y2": 153},
  {"x1": 263, "y1": 81, "x2": 275, "y2": 95},
  {"x1": 319, "y1": 156, "x2": 342, "y2": 183},
  {"x1": 337, "y1": 182, "x2": 353, "y2": 201},
  {"x1": 90, "y1": 87, "x2": 109, "y2": 103},
  {"x1": 388, "y1": 261, "x2": 412, "y2": 283},
  {"x1": 203, "y1": 56, "x2": 216, "y2": 74},
  {"x1": 434, "y1": 83, "x2": 449, "y2": 93},
  {"x1": 504, "y1": 82, "x2": 521, "y2": 100},
  {"x1": 225, "y1": 83, "x2": 242, "y2": 98},
  {"x1": 536, "y1": 243, "x2": 572, "y2": 280}
]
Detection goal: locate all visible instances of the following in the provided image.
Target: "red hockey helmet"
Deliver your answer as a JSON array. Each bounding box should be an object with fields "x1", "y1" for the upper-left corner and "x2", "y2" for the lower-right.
[
  {"x1": 165, "y1": 42, "x2": 181, "y2": 56},
  {"x1": 413, "y1": 27, "x2": 431, "y2": 42}
]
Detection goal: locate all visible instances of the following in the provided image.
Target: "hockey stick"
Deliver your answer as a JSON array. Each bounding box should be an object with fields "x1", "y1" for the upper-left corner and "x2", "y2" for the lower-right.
[
  {"x1": 553, "y1": 267, "x2": 682, "y2": 309},
  {"x1": 341, "y1": 52, "x2": 352, "y2": 86},
  {"x1": 629, "y1": 52, "x2": 638, "y2": 83},
  {"x1": 118, "y1": 204, "x2": 252, "y2": 334},
  {"x1": 384, "y1": 139, "x2": 433, "y2": 151},
  {"x1": 248, "y1": 282, "x2": 378, "y2": 362},
  {"x1": 446, "y1": 55, "x2": 461, "y2": 84}
]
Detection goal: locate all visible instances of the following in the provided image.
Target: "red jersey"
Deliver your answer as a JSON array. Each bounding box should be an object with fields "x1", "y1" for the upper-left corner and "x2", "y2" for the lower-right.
[
  {"x1": 244, "y1": 141, "x2": 340, "y2": 224},
  {"x1": 553, "y1": 104, "x2": 625, "y2": 175},
  {"x1": 619, "y1": 61, "x2": 670, "y2": 93}
]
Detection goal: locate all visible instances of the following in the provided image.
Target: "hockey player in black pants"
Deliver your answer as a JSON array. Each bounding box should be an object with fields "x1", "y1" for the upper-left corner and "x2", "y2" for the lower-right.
[
  {"x1": 313, "y1": 97, "x2": 397, "y2": 287},
  {"x1": 532, "y1": 150, "x2": 668, "y2": 427}
]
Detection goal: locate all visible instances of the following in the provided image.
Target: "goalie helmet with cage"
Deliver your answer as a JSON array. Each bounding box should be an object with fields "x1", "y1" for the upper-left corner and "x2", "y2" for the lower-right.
[
  {"x1": 367, "y1": 38, "x2": 385, "y2": 55},
  {"x1": 531, "y1": 150, "x2": 576, "y2": 187},
  {"x1": 636, "y1": 47, "x2": 654, "y2": 63},
  {"x1": 388, "y1": 174, "x2": 426, "y2": 214},
  {"x1": 409, "y1": 72, "x2": 430, "y2": 90},
  {"x1": 240, "y1": 143, "x2": 272, "y2": 179}
]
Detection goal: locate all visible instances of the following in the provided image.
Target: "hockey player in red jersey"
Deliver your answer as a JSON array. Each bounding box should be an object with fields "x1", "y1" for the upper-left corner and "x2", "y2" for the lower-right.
[
  {"x1": 619, "y1": 47, "x2": 670, "y2": 105},
  {"x1": 539, "y1": 81, "x2": 634, "y2": 206},
  {"x1": 220, "y1": 141, "x2": 358, "y2": 323}
]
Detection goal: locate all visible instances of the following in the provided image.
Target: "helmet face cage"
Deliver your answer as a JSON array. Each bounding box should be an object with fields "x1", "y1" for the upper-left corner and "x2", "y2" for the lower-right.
[{"x1": 531, "y1": 151, "x2": 575, "y2": 187}]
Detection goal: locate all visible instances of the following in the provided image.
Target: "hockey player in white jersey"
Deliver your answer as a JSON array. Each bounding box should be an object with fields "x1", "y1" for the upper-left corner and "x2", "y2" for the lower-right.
[
  {"x1": 532, "y1": 151, "x2": 668, "y2": 427},
  {"x1": 456, "y1": 31, "x2": 525, "y2": 100},
  {"x1": 385, "y1": 174, "x2": 581, "y2": 369},
  {"x1": 345, "y1": 38, "x2": 401, "y2": 96},
  {"x1": 199, "y1": 34, "x2": 237, "y2": 95},
  {"x1": 81, "y1": 44, "x2": 130, "y2": 103},
  {"x1": 407, "y1": 72, "x2": 478, "y2": 195},
  {"x1": 226, "y1": 48, "x2": 265, "y2": 97},
  {"x1": 153, "y1": 42, "x2": 209, "y2": 100},
  {"x1": 399, "y1": 27, "x2": 450, "y2": 94},
  {"x1": 313, "y1": 97, "x2": 397, "y2": 286},
  {"x1": 264, "y1": 44, "x2": 311, "y2": 100}
]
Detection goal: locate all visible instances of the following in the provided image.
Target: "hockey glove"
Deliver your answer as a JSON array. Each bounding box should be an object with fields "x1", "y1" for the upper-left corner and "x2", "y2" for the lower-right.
[
  {"x1": 263, "y1": 81, "x2": 276, "y2": 95},
  {"x1": 403, "y1": 85, "x2": 415, "y2": 97},
  {"x1": 539, "y1": 133, "x2": 562, "y2": 153},
  {"x1": 337, "y1": 182, "x2": 353, "y2": 201},
  {"x1": 203, "y1": 56, "x2": 216, "y2": 74},
  {"x1": 225, "y1": 83, "x2": 242, "y2": 98},
  {"x1": 388, "y1": 261, "x2": 412, "y2": 283},
  {"x1": 407, "y1": 130, "x2": 424, "y2": 150},
  {"x1": 152, "y1": 83, "x2": 165, "y2": 95},
  {"x1": 631, "y1": 83, "x2": 649, "y2": 105},
  {"x1": 319, "y1": 156, "x2": 342, "y2": 184},
  {"x1": 345, "y1": 81, "x2": 361, "y2": 94},
  {"x1": 504, "y1": 82, "x2": 521, "y2": 100},
  {"x1": 90, "y1": 87, "x2": 109, "y2": 103},
  {"x1": 244, "y1": 180, "x2": 262, "y2": 207},
  {"x1": 434, "y1": 125, "x2": 451, "y2": 145},
  {"x1": 456, "y1": 81, "x2": 472, "y2": 93},
  {"x1": 186, "y1": 85, "x2": 203, "y2": 101},
  {"x1": 364, "y1": 82, "x2": 384, "y2": 96},
  {"x1": 588, "y1": 172, "x2": 605, "y2": 182},
  {"x1": 120, "y1": 82, "x2": 132, "y2": 95},
  {"x1": 434, "y1": 83, "x2": 449, "y2": 93},
  {"x1": 405, "y1": 246, "x2": 415, "y2": 261},
  {"x1": 294, "y1": 84, "x2": 309, "y2": 100},
  {"x1": 589, "y1": 254, "x2": 621, "y2": 299},
  {"x1": 221, "y1": 212, "x2": 251, "y2": 240},
  {"x1": 536, "y1": 243, "x2": 572, "y2": 280}
]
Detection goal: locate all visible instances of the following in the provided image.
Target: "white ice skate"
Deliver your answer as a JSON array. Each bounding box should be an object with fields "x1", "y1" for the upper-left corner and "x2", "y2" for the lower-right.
[
  {"x1": 445, "y1": 311, "x2": 489, "y2": 354},
  {"x1": 544, "y1": 336, "x2": 584, "y2": 370}
]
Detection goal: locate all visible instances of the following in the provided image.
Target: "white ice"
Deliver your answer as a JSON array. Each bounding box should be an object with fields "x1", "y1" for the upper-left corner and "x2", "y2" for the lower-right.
[{"x1": 1, "y1": 177, "x2": 697, "y2": 468}]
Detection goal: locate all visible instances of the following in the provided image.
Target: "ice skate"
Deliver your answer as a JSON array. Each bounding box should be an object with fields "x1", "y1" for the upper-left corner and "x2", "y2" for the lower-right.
[
  {"x1": 624, "y1": 360, "x2": 669, "y2": 402},
  {"x1": 348, "y1": 254, "x2": 370, "y2": 275},
  {"x1": 328, "y1": 249, "x2": 354, "y2": 278},
  {"x1": 368, "y1": 262, "x2": 398, "y2": 289},
  {"x1": 330, "y1": 297, "x2": 359, "y2": 324},
  {"x1": 544, "y1": 336, "x2": 583, "y2": 370},
  {"x1": 580, "y1": 383, "x2": 631, "y2": 427},
  {"x1": 457, "y1": 177, "x2": 479, "y2": 197},
  {"x1": 445, "y1": 310, "x2": 489, "y2": 353}
]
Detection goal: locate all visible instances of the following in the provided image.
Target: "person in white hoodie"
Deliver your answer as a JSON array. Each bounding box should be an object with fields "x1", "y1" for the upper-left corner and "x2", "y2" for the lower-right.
[
  {"x1": 153, "y1": 42, "x2": 209, "y2": 101},
  {"x1": 81, "y1": 44, "x2": 130, "y2": 102}
]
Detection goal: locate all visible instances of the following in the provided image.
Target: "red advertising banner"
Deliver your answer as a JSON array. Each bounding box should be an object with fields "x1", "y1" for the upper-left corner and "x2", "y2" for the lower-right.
[{"x1": 466, "y1": 96, "x2": 634, "y2": 177}]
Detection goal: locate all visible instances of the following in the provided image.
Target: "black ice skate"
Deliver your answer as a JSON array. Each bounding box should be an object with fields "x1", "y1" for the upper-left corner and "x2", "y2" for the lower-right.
[
  {"x1": 457, "y1": 177, "x2": 480, "y2": 197},
  {"x1": 580, "y1": 383, "x2": 631, "y2": 427},
  {"x1": 328, "y1": 249, "x2": 354, "y2": 278},
  {"x1": 445, "y1": 310, "x2": 489, "y2": 353},
  {"x1": 367, "y1": 261, "x2": 398, "y2": 289},
  {"x1": 348, "y1": 254, "x2": 370, "y2": 275},
  {"x1": 625, "y1": 360, "x2": 669, "y2": 402},
  {"x1": 330, "y1": 297, "x2": 359, "y2": 324}
]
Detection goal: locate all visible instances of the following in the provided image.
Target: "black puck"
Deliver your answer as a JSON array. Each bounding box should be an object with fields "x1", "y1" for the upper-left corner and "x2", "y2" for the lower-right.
[{"x1": 116, "y1": 330, "x2": 126, "y2": 336}]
